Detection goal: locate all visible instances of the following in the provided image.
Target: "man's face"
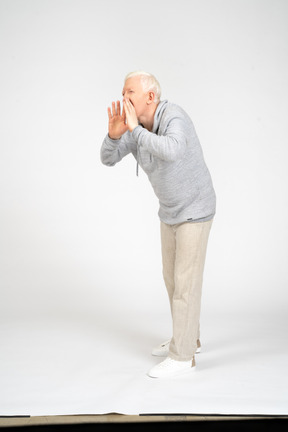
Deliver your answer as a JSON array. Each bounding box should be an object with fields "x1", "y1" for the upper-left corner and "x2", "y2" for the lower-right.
[{"x1": 122, "y1": 76, "x2": 149, "y2": 119}]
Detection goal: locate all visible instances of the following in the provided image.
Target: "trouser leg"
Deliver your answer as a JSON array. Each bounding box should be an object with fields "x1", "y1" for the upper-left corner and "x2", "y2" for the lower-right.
[
  {"x1": 160, "y1": 221, "x2": 176, "y2": 314},
  {"x1": 161, "y1": 220, "x2": 213, "y2": 361}
]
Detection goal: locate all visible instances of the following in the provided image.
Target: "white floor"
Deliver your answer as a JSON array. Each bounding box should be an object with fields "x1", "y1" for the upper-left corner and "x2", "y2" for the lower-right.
[{"x1": 1, "y1": 307, "x2": 287, "y2": 417}]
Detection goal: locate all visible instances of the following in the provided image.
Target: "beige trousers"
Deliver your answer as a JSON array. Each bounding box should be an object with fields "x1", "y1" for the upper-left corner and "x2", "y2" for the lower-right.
[{"x1": 160, "y1": 219, "x2": 213, "y2": 361}]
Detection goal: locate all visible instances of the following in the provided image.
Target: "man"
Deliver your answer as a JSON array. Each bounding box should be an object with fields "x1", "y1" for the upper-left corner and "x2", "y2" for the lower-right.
[{"x1": 100, "y1": 71, "x2": 216, "y2": 378}]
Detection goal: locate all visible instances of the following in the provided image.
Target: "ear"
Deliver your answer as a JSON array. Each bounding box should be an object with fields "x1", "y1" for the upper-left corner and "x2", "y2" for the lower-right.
[{"x1": 147, "y1": 91, "x2": 155, "y2": 105}]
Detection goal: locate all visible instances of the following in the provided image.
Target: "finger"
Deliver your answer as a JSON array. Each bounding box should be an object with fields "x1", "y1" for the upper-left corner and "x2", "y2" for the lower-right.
[
  {"x1": 121, "y1": 101, "x2": 124, "y2": 117},
  {"x1": 123, "y1": 98, "x2": 130, "y2": 113},
  {"x1": 121, "y1": 102, "x2": 126, "y2": 119},
  {"x1": 112, "y1": 101, "x2": 116, "y2": 116},
  {"x1": 123, "y1": 100, "x2": 129, "y2": 116},
  {"x1": 125, "y1": 98, "x2": 134, "y2": 112},
  {"x1": 117, "y1": 100, "x2": 121, "y2": 116},
  {"x1": 107, "y1": 107, "x2": 112, "y2": 119}
]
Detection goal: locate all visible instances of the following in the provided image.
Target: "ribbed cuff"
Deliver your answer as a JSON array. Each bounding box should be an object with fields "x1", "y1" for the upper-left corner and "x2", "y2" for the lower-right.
[
  {"x1": 105, "y1": 134, "x2": 121, "y2": 147},
  {"x1": 131, "y1": 125, "x2": 143, "y2": 141}
]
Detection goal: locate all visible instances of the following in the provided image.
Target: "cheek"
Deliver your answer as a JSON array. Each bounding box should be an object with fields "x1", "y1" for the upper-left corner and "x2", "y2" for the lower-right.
[
  {"x1": 134, "y1": 98, "x2": 145, "y2": 111},
  {"x1": 131, "y1": 97, "x2": 144, "y2": 115},
  {"x1": 131, "y1": 98, "x2": 140, "y2": 111}
]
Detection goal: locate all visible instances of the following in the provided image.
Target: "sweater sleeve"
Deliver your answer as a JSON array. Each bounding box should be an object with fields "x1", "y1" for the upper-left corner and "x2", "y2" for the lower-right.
[
  {"x1": 100, "y1": 134, "x2": 133, "y2": 166},
  {"x1": 131, "y1": 116, "x2": 188, "y2": 162}
]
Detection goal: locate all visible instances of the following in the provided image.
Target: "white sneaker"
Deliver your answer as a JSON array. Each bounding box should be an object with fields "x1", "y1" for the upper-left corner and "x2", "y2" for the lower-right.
[
  {"x1": 148, "y1": 356, "x2": 196, "y2": 378},
  {"x1": 152, "y1": 339, "x2": 201, "y2": 357}
]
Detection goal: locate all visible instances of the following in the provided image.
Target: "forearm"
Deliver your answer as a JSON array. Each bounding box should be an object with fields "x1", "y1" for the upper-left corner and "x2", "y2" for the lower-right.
[
  {"x1": 100, "y1": 134, "x2": 132, "y2": 166},
  {"x1": 100, "y1": 135, "x2": 122, "y2": 166},
  {"x1": 131, "y1": 125, "x2": 187, "y2": 162}
]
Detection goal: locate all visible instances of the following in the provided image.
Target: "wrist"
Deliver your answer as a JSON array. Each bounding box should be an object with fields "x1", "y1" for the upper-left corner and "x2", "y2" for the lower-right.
[
  {"x1": 131, "y1": 125, "x2": 143, "y2": 139},
  {"x1": 129, "y1": 122, "x2": 139, "y2": 133},
  {"x1": 108, "y1": 133, "x2": 121, "y2": 140}
]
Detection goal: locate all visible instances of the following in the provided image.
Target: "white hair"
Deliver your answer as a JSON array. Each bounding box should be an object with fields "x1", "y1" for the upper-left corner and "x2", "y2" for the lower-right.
[{"x1": 124, "y1": 71, "x2": 161, "y2": 103}]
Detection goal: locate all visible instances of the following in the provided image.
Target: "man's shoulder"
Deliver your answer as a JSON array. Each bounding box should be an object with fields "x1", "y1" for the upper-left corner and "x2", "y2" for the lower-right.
[
  {"x1": 160, "y1": 100, "x2": 189, "y2": 117},
  {"x1": 153, "y1": 100, "x2": 192, "y2": 132}
]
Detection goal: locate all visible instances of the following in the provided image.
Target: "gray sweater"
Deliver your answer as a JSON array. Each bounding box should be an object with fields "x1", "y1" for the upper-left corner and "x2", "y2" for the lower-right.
[{"x1": 100, "y1": 100, "x2": 216, "y2": 225}]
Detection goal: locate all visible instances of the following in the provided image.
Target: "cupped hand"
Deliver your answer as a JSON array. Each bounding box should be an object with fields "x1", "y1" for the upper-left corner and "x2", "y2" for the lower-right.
[
  {"x1": 107, "y1": 100, "x2": 128, "y2": 140},
  {"x1": 123, "y1": 98, "x2": 139, "y2": 132}
]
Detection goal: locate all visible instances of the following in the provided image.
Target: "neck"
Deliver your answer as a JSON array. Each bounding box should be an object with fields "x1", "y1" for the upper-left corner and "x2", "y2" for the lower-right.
[{"x1": 139, "y1": 102, "x2": 159, "y2": 132}]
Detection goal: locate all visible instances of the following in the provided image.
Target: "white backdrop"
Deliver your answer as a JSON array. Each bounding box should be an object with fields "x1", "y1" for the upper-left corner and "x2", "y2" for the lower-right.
[{"x1": 1, "y1": 0, "x2": 288, "y2": 327}]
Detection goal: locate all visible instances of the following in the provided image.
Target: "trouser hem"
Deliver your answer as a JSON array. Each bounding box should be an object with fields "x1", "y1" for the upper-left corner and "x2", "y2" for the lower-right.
[{"x1": 168, "y1": 351, "x2": 195, "y2": 362}]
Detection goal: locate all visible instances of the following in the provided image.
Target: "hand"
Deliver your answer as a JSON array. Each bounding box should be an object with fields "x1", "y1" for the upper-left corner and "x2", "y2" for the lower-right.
[
  {"x1": 107, "y1": 100, "x2": 128, "y2": 140},
  {"x1": 123, "y1": 98, "x2": 139, "y2": 132}
]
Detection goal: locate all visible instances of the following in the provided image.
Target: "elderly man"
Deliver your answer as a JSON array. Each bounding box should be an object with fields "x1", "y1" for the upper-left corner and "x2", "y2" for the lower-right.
[{"x1": 100, "y1": 71, "x2": 216, "y2": 378}]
